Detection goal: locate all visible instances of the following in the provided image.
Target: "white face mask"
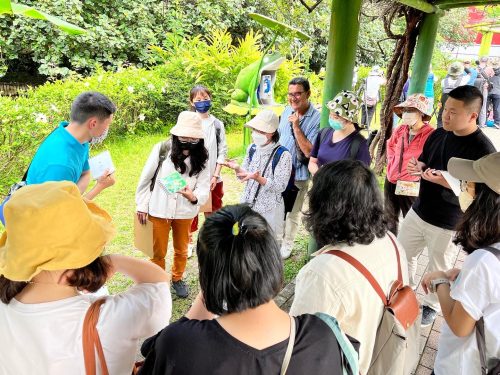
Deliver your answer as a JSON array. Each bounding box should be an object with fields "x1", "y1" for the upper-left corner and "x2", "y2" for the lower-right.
[
  {"x1": 458, "y1": 190, "x2": 474, "y2": 212},
  {"x1": 402, "y1": 112, "x2": 420, "y2": 127},
  {"x1": 90, "y1": 128, "x2": 109, "y2": 145},
  {"x1": 252, "y1": 131, "x2": 269, "y2": 147}
]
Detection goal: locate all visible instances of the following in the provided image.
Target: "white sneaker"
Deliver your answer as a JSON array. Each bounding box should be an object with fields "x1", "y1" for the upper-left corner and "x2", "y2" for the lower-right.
[
  {"x1": 280, "y1": 241, "x2": 293, "y2": 260},
  {"x1": 187, "y1": 243, "x2": 196, "y2": 258}
]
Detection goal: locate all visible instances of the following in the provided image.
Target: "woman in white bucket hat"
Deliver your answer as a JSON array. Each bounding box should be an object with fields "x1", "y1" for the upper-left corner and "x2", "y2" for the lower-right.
[{"x1": 223, "y1": 110, "x2": 292, "y2": 245}]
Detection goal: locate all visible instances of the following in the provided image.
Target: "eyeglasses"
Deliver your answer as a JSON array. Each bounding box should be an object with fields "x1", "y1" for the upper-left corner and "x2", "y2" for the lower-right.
[
  {"x1": 287, "y1": 92, "x2": 305, "y2": 99},
  {"x1": 179, "y1": 139, "x2": 200, "y2": 145}
]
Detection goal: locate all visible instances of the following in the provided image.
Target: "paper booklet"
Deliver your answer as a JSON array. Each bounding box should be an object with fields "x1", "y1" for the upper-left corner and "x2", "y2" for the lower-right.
[
  {"x1": 158, "y1": 171, "x2": 187, "y2": 194},
  {"x1": 89, "y1": 151, "x2": 115, "y2": 180},
  {"x1": 441, "y1": 171, "x2": 461, "y2": 196}
]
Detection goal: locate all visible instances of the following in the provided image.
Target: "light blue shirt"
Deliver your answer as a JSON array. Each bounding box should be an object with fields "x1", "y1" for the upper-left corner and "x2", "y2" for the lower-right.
[
  {"x1": 278, "y1": 103, "x2": 320, "y2": 181},
  {"x1": 26, "y1": 121, "x2": 89, "y2": 185}
]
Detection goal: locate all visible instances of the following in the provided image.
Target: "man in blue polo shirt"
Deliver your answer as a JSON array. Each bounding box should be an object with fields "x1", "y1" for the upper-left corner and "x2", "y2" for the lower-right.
[
  {"x1": 278, "y1": 77, "x2": 320, "y2": 259},
  {"x1": 0, "y1": 91, "x2": 116, "y2": 225}
]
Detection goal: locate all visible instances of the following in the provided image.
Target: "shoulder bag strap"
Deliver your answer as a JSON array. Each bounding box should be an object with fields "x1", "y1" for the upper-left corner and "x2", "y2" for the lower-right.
[
  {"x1": 280, "y1": 316, "x2": 296, "y2": 375},
  {"x1": 476, "y1": 317, "x2": 488, "y2": 375},
  {"x1": 349, "y1": 134, "x2": 362, "y2": 160},
  {"x1": 83, "y1": 298, "x2": 109, "y2": 375},
  {"x1": 251, "y1": 145, "x2": 279, "y2": 206},
  {"x1": 324, "y1": 249, "x2": 388, "y2": 306},
  {"x1": 150, "y1": 139, "x2": 171, "y2": 192},
  {"x1": 475, "y1": 246, "x2": 500, "y2": 375},
  {"x1": 387, "y1": 232, "x2": 403, "y2": 283},
  {"x1": 397, "y1": 134, "x2": 405, "y2": 178}
]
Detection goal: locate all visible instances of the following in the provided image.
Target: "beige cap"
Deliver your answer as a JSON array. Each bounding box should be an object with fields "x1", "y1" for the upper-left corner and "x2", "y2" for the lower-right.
[
  {"x1": 170, "y1": 111, "x2": 204, "y2": 139},
  {"x1": 448, "y1": 152, "x2": 500, "y2": 194},
  {"x1": 245, "y1": 110, "x2": 279, "y2": 133}
]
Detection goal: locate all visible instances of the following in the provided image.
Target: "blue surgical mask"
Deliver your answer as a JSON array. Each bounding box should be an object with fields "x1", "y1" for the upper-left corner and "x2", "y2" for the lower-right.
[
  {"x1": 194, "y1": 100, "x2": 212, "y2": 113},
  {"x1": 328, "y1": 118, "x2": 345, "y2": 130}
]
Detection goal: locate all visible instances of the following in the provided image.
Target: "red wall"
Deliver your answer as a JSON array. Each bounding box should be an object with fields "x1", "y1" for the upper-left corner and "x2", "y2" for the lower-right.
[{"x1": 469, "y1": 6, "x2": 500, "y2": 46}]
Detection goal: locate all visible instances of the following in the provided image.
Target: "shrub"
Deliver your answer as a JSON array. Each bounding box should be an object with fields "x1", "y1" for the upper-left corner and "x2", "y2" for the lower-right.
[{"x1": 0, "y1": 29, "x2": 307, "y2": 194}]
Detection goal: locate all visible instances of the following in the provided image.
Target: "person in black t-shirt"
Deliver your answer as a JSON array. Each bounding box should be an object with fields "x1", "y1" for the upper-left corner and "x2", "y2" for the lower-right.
[
  {"x1": 138, "y1": 204, "x2": 359, "y2": 375},
  {"x1": 398, "y1": 85, "x2": 496, "y2": 328}
]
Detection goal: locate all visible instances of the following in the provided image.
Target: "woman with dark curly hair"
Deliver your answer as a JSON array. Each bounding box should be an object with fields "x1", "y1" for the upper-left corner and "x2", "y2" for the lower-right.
[
  {"x1": 421, "y1": 152, "x2": 500, "y2": 375},
  {"x1": 136, "y1": 111, "x2": 210, "y2": 298},
  {"x1": 290, "y1": 160, "x2": 410, "y2": 375}
]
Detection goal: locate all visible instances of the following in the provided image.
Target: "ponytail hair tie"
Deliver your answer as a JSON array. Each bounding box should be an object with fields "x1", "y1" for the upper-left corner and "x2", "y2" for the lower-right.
[{"x1": 232, "y1": 222, "x2": 240, "y2": 236}]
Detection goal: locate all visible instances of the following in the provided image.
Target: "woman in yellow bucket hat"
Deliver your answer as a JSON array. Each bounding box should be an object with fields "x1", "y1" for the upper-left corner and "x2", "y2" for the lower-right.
[{"x1": 0, "y1": 181, "x2": 171, "y2": 375}]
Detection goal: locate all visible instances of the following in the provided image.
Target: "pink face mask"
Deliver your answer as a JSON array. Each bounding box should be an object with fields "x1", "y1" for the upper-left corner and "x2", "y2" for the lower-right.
[{"x1": 402, "y1": 112, "x2": 420, "y2": 127}]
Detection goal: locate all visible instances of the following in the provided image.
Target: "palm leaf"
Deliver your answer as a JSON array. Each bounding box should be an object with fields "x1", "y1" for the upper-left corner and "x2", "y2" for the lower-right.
[{"x1": 0, "y1": 1, "x2": 86, "y2": 35}]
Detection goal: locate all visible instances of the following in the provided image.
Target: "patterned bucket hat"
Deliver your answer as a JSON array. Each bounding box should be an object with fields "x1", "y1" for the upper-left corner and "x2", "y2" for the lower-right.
[
  {"x1": 394, "y1": 93, "x2": 431, "y2": 121},
  {"x1": 326, "y1": 90, "x2": 361, "y2": 123}
]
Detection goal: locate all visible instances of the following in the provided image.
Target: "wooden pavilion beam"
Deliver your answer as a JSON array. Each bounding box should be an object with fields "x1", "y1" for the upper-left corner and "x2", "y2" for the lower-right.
[{"x1": 395, "y1": 0, "x2": 437, "y2": 13}]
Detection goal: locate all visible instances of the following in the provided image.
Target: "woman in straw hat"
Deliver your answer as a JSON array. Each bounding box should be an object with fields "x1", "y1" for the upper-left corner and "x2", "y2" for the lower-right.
[
  {"x1": 308, "y1": 90, "x2": 370, "y2": 177},
  {"x1": 222, "y1": 110, "x2": 292, "y2": 246},
  {"x1": 136, "y1": 111, "x2": 210, "y2": 299},
  {"x1": 421, "y1": 152, "x2": 500, "y2": 375},
  {"x1": 0, "y1": 181, "x2": 171, "y2": 375},
  {"x1": 385, "y1": 93, "x2": 434, "y2": 235}
]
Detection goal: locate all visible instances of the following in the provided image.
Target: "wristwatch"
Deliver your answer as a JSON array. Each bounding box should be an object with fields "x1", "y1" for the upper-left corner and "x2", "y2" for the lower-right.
[{"x1": 430, "y1": 278, "x2": 450, "y2": 293}]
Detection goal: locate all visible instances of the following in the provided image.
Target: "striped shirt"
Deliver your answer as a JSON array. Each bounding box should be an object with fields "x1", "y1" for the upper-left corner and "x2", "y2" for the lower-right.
[{"x1": 278, "y1": 104, "x2": 320, "y2": 181}]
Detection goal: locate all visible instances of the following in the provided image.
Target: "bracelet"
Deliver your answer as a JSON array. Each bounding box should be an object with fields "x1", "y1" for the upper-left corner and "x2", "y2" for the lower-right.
[
  {"x1": 212, "y1": 175, "x2": 220, "y2": 179},
  {"x1": 430, "y1": 278, "x2": 450, "y2": 293},
  {"x1": 190, "y1": 197, "x2": 198, "y2": 205}
]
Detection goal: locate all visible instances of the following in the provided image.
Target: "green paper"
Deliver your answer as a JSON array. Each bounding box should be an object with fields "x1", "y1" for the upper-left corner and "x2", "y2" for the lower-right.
[{"x1": 159, "y1": 172, "x2": 187, "y2": 194}]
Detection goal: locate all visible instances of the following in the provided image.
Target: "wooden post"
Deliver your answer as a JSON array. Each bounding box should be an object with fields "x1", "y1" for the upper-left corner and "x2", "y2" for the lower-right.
[
  {"x1": 319, "y1": 0, "x2": 363, "y2": 129},
  {"x1": 408, "y1": 12, "x2": 440, "y2": 95}
]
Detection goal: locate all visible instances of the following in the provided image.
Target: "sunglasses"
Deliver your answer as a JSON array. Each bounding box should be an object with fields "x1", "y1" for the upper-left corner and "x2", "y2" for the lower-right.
[
  {"x1": 179, "y1": 139, "x2": 200, "y2": 145},
  {"x1": 287, "y1": 92, "x2": 305, "y2": 99}
]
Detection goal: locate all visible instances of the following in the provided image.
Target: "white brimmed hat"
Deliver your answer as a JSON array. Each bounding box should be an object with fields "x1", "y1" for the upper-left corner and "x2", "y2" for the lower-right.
[
  {"x1": 448, "y1": 152, "x2": 500, "y2": 194},
  {"x1": 170, "y1": 111, "x2": 204, "y2": 139},
  {"x1": 245, "y1": 110, "x2": 279, "y2": 133}
]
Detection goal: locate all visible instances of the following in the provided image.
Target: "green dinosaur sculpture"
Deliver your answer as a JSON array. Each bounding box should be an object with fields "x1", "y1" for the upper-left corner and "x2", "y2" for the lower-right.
[{"x1": 224, "y1": 51, "x2": 285, "y2": 116}]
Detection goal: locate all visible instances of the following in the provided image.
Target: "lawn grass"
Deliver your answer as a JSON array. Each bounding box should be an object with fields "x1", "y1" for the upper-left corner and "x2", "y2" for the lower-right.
[{"x1": 90, "y1": 128, "x2": 310, "y2": 321}]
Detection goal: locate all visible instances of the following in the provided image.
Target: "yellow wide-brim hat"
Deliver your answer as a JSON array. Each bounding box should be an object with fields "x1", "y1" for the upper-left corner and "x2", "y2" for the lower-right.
[{"x1": 0, "y1": 181, "x2": 115, "y2": 281}]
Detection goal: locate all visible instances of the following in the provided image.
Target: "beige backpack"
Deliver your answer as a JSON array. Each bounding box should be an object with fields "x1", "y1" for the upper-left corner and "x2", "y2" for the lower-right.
[{"x1": 326, "y1": 233, "x2": 421, "y2": 375}]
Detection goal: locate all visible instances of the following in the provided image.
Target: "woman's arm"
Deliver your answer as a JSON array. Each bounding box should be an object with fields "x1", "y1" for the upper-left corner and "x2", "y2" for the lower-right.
[
  {"x1": 421, "y1": 270, "x2": 476, "y2": 337},
  {"x1": 308, "y1": 157, "x2": 319, "y2": 175},
  {"x1": 107, "y1": 254, "x2": 169, "y2": 284},
  {"x1": 136, "y1": 143, "x2": 162, "y2": 213}
]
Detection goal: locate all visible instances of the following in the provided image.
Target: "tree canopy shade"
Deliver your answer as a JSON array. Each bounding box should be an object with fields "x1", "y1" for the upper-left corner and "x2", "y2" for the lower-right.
[{"x1": 0, "y1": 0, "x2": 86, "y2": 34}]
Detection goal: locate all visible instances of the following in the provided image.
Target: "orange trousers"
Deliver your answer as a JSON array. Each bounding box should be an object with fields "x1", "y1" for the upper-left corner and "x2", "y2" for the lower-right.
[{"x1": 148, "y1": 215, "x2": 192, "y2": 282}]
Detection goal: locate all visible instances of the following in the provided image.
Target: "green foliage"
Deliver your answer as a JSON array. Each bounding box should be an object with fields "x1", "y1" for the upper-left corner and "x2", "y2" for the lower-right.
[
  {"x1": 0, "y1": 0, "x2": 165, "y2": 78},
  {"x1": 0, "y1": 29, "x2": 306, "y2": 193}
]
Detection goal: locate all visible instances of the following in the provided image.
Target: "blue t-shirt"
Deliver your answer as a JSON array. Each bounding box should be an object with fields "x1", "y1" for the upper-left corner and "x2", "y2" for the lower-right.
[
  {"x1": 310, "y1": 128, "x2": 371, "y2": 167},
  {"x1": 466, "y1": 68, "x2": 478, "y2": 86},
  {"x1": 26, "y1": 121, "x2": 90, "y2": 185},
  {"x1": 424, "y1": 73, "x2": 435, "y2": 98}
]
